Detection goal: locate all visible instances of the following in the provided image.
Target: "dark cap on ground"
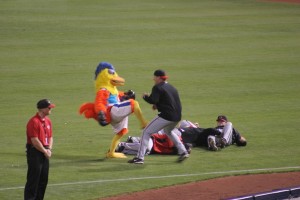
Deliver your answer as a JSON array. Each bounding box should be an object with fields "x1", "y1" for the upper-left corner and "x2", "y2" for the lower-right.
[
  {"x1": 216, "y1": 115, "x2": 228, "y2": 122},
  {"x1": 37, "y1": 99, "x2": 55, "y2": 109}
]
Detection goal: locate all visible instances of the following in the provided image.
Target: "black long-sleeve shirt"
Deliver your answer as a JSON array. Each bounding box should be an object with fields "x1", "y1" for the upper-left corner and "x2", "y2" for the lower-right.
[
  {"x1": 143, "y1": 81, "x2": 182, "y2": 122},
  {"x1": 179, "y1": 126, "x2": 242, "y2": 147}
]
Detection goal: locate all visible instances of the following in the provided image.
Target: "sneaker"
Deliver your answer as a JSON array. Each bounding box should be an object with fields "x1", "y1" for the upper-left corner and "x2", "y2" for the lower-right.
[
  {"x1": 115, "y1": 142, "x2": 125, "y2": 152},
  {"x1": 178, "y1": 152, "x2": 189, "y2": 162},
  {"x1": 126, "y1": 136, "x2": 133, "y2": 143},
  {"x1": 208, "y1": 138, "x2": 218, "y2": 151},
  {"x1": 184, "y1": 143, "x2": 192, "y2": 154},
  {"x1": 219, "y1": 138, "x2": 227, "y2": 148},
  {"x1": 128, "y1": 157, "x2": 144, "y2": 164}
]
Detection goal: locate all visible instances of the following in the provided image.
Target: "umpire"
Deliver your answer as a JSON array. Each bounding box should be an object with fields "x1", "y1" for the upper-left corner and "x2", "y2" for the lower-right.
[{"x1": 24, "y1": 99, "x2": 55, "y2": 200}]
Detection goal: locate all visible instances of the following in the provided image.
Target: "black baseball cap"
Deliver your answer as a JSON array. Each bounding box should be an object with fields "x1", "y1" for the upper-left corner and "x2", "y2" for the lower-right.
[
  {"x1": 216, "y1": 115, "x2": 228, "y2": 122},
  {"x1": 154, "y1": 69, "x2": 168, "y2": 80},
  {"x1": 37, "y1": 99, "x2": 55, "y2": 109}
]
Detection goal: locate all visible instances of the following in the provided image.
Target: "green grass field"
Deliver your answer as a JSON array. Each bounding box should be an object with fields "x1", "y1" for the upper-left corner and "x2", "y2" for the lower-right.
[{"x1": 1, "y1": 0, "x2": 300, "y2": 199}]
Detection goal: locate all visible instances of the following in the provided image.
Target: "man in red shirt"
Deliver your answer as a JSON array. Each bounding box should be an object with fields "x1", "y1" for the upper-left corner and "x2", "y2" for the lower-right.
[{"x1": 24, "y1": 99, "x2": 55, "y2": 200}]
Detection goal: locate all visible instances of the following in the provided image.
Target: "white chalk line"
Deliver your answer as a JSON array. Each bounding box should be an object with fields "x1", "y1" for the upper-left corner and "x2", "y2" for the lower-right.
[{"x1": 1, "y1": 166, "x2": 299, "y2": 191}]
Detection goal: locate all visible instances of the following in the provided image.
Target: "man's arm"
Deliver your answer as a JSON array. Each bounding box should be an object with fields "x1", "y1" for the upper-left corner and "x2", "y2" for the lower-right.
[
  {"x1": 31, "y1": 137, "x2": 52, "y2": 159},
  {"x1": 48, "y1": 137, "x2": 53, "y2": 150},
  {"x1": 143, "y1": 86, "x2": 160, "y2": 104},
  {"x1": 203, "y1": 128, "x2": 222, "y2": 136}
]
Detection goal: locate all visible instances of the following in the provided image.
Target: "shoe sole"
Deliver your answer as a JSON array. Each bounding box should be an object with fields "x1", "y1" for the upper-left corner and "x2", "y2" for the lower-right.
[
  {"x1": 211, "y1": 147, "x2": 218, "y2": 151},
  {"x1": 128, "y1": 159, "x2": 144, "y2": 164},
  {"x1": 178, "y1": 154, "x2": 189, "y2": 163},
  {"x1": 132, "y1": 162, "x2": 144, "y2": 164}
]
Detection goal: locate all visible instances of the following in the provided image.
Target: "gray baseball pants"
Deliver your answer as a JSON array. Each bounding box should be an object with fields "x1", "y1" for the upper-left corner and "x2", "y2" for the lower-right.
[
  {"x1": 136, "y1": 116, "x2": 187, "y2": 160},
  {"x1": 208, "y1": 122, "x2": 233, "y2": 147}
]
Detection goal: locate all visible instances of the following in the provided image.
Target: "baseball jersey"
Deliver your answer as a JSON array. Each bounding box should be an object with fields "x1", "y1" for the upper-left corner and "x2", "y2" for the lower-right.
[
  {"x1": 143, "y1": 82, "x2": 182, "y2": 122},
  {"x1": 26, "y1": 113, "x2": 52, "y2": 146}
]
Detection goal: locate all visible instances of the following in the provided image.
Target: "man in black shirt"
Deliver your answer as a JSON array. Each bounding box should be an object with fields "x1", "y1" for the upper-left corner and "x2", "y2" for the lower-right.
[{"x1": 128, "y1": 69, "x2": 189, "y2": 164}]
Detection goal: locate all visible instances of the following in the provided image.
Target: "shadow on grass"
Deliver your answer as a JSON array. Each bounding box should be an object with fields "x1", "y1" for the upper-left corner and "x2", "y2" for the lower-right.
[{"x1": 50, "y1": 153, "x2": 147, "y2": 172}]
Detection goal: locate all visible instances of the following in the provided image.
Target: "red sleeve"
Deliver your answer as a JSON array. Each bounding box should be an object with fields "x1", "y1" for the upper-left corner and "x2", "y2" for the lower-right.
[
  {"x1": 26, "y1": 118, "x2": 40, "y2": 144},
  {"x1": 94, "y1": 89, "x2": 110, "y2": 113},
  {"x1": 28, "y1": 118, "x2": 40, "y2": 138}
]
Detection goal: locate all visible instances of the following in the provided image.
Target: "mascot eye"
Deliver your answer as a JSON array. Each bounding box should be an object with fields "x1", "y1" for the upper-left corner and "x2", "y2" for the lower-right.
[{"x1": 108, "y1": 69, "x2": 115, "y2": 75}]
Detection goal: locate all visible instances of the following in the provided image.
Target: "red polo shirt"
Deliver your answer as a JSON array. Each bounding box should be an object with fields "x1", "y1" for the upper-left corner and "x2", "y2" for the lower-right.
[{"x1": 26, "y1": 113, "x2": 52, "y2": 146}]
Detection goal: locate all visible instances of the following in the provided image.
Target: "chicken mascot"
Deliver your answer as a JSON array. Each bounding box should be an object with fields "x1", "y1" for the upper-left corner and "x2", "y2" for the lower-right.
[{"x1": 79, "y1": 62, "x2": 148, "y2": 158}]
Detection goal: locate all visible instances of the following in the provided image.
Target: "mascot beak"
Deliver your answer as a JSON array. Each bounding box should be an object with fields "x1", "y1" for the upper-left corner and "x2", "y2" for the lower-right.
[{"x1": 111, "y1": 76, "x2": 125, "y2": 86}]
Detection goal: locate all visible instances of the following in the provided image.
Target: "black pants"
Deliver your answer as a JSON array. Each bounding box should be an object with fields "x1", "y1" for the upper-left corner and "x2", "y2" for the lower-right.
[{"x1": 24, "y1": 146, "x2": 49, "y2": 200}]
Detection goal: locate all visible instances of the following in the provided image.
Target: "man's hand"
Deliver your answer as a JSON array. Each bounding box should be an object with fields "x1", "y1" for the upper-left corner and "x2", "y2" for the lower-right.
[
  {"x1": 98, "y1": 111, "x2": 109, "y2": 126},
  {"x1": 152, "y1": 105, "x2": 157, "y2": 110},
  {"x1": 142, "y1": 93, "x2": 149, "y2": 99},
  {"x1": 44, "y1": 149, "x2": 52, "y2": 159},
  {"x1": 31, "y1": 137, "x2": 52, "y2": 159}
]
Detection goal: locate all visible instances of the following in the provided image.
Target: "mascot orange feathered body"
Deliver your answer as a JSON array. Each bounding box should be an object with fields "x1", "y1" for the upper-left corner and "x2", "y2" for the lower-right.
[{"x1": 79, "y1": 62, "x2": 147, "y2": 158}]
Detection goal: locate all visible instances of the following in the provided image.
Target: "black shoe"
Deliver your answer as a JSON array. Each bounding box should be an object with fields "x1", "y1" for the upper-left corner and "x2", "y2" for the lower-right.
[
  {"x1": 126, "y1": 136, "x2": 133, "y2": 143},
  {"x1": 115, "y1": 142, "x2": 125, "y2": 152},
  {"x1": 178, "y1": 152, "x2": 189, "y2": 162},
  {"x1": 128, "y1": 157, "x2": 144, "y2": 164}
]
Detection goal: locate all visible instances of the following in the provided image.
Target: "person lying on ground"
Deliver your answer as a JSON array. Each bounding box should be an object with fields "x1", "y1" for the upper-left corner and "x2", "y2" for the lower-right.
[
  {"x1": 117, "y1": 116, "x2": 246, "y2": 155},
  {"x1": 206, "y1": 115, "x2": 247, "y2": 151},
  {"x1": 116, "y1": 128, "x2": 191, "y2": 155}
]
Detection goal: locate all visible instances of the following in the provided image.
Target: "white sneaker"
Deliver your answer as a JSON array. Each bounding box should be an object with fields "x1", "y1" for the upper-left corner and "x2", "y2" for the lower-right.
[{"x1": 208, "y1": 138, "x2": 219, "y2": 151}]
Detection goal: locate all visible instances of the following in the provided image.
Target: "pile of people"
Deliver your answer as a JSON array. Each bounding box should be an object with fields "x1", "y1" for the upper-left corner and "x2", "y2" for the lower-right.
[{"x1": 116, "y1": 116, "x2": 247, "y2": 156}]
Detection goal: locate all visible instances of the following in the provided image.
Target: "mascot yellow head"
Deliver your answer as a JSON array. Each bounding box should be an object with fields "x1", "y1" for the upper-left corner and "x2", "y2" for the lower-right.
[{"x1": 94, "y1": 62, "x2": 125, "y2": 95}]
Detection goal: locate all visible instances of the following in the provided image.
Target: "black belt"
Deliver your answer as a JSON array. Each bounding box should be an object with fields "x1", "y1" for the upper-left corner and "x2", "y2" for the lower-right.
[{"x1": 26, "y1": 144, "x2": 49, "y2": 149}]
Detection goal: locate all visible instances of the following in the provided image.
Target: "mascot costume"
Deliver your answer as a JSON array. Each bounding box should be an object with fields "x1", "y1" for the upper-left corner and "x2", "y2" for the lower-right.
[{"x1": 79, "y1": 62, "x2": 148, "y2": 158}]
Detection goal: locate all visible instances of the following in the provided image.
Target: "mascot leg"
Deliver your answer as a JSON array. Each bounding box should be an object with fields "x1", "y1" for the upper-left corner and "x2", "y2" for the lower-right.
[
  {"x1": 106, "y1": 130, "x2": 127, "y2": 158},
  {"x1": 132, "y1": 100, "x2": 148, "y2": 129}
]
